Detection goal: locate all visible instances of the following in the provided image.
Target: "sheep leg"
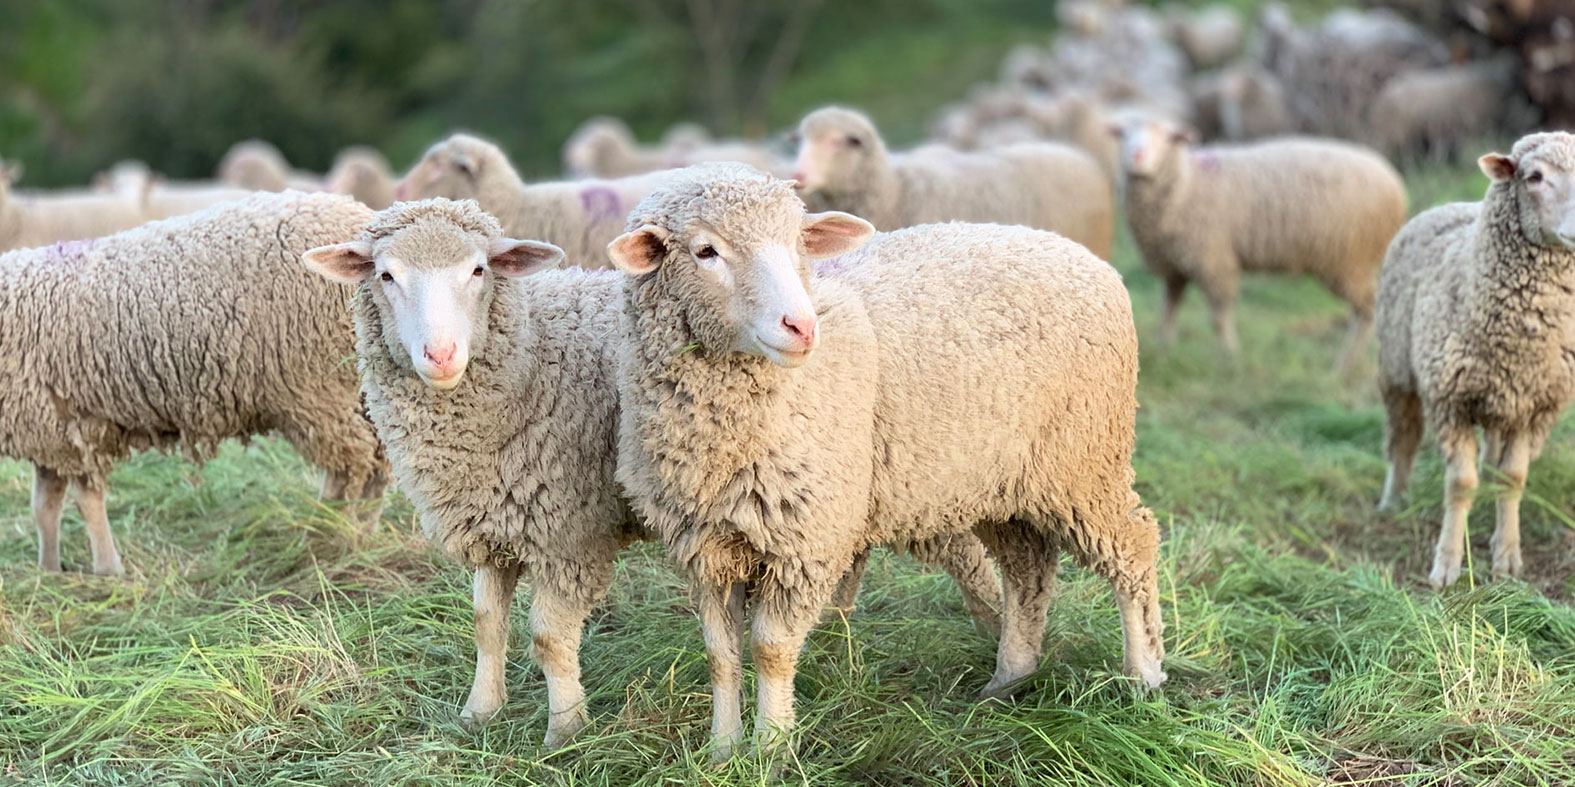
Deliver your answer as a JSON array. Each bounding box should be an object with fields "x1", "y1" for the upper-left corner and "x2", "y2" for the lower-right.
[
  {"x1": 32, "y1": 466, "x2": 68, "y2": 573},
  {"x1": 531, "y1": 577, "x2": 598, "y2": 748},
  {"x1": 701, "y1": 581, "x2": 747, "y2": 762},
  {"x1": 1430, "y1": 432, "x2": 1479, "y2": 589},
  {"x1": 1198, "y1": 276, "x2": 1240, "y2": 355},
  {"x1": 929, "y1": 535, "x2": 1003, "y2": 639},
  {"x1": 319, "y1": 469, "x2": 350, "y2": 501},
  {"x1": 1489, "y1": 431, "x2": 1531, "y2": 579},
  {"x1": 976, "y1": 520, "x2": 1057, "y2": 699},
  {"x1": 1333, "y1": 306, "x2": 1374, "y2": 377},
  {"x1": 751, "y1": 578, "x2": 838, "y2": 755},
  {"x1": 1159, "y1": 275, "x2": 1188, "y2": 346},
  {"x1": 460, "y1": 562, "x2": 522, "y2": 730},
  {"x1": 826, "y1": 546, "x2": 871, "y2": 616},
  {"x1": 71, "y1": 477, "x2": 122, "y2": 577},
  {"x1": 353, "y1": 469, "x2": 389, "y2": 527},
  {"x1": 1378, "y1": 389, "x2": 1424, "y2": 513}
]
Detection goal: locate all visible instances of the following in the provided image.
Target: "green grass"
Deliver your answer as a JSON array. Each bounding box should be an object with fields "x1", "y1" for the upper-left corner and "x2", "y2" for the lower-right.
[{"x1": 5, "y1": 162, "x2": 1575, "y2": 786}]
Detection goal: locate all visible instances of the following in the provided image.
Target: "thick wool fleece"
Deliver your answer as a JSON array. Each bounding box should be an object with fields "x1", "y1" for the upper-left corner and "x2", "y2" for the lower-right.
[
  {"x1": 1125, "y1": 136, "x2": 1407, "y2": 318},
  {"x1": 0, "y1": 180, "x2": 152, "y2": 253},
  {"x1": 400, "y1": 134, "x2": 676, "y2": 269},
  {"x1": 0, "y1": 190, "x2": 384, "y2": 487},
  {"x1": 798, "y1": 107, "x2": 1115, "y2": 258},
  {"x1": 349, "y1": 200, "x2": 642, "y2": 578}
]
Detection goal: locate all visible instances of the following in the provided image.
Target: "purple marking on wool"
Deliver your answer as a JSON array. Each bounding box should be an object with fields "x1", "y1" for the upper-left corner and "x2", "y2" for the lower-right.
[
  {"x1": 48, "y1": 238, "x2": 95, "y2": 261},
  {"x1": 579, "y1": 186, "x2": 622, "y2": 224},
  {"x1": 814, "y1": 255, "x2": 852, "y2": 278},
  {"x1": 1192, "y1": 151, "x2": 1222, "y2": 172}
]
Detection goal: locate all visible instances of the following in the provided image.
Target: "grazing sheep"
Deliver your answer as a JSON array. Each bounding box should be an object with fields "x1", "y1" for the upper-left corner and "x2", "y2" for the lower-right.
[
  {"x1": 1, "y1": 160, "x2": 152, "y2": 253},
  {"x1": 0, "y1": 191, "x2": 388, "y2": 575},
  {"x1": 302, "y1": 198, "x2": 1002, "y2": 747},
  {"x1": 1113, "y1": 118, "x2": 1407, "y2": 369},
  {"x1": 94, "y1": 160, "x2": 253, "y2": 220},
  {"x1": 1376, "y1": 132, "x2": 1575, "y2": 588},
  {"x1": 610, "y1": 164, "x2": 1162, "y2": 757},
  {"x1": 1370, "y1": 57, "x2": 1532, "y2": 163},
  {"x1": 217, "y1": 139, "x2": 323, "y2": 192},
  {"x1": 794, "y1": 107, "x2": 1115, "y2": 259},
  {"x1": 325, "y1": 146, "x2": 397, "y2": 209},
  {"x1": 396, "y1": 133, "x2": 676, "y2": 269}
]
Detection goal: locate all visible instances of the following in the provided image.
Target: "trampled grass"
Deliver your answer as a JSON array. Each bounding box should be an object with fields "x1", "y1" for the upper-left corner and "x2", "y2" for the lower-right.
[{"x1": 4, "y1": 162, "x2": 1575, "y2": 786}]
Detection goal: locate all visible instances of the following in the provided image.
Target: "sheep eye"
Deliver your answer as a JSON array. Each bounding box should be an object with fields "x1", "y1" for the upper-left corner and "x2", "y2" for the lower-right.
[
  {"x1": 379, "y1": 271, "x2": 394, "y2": 283},
  {"x1": 845, "y1": 135, "x2": 862, "y2": 147},
  {"x1": 472, "y1": 265, "x2": 485, "y2": 277},
  {"x1": 695, "y1": 245, "x2": 718, "y2": 260},
  {"x1": 1528, "y1": 171, "x2": 1545, "y2": 184}
]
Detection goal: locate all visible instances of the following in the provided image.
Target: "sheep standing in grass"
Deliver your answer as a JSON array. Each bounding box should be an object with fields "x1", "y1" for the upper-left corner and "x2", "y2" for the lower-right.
[
  {"x1": 610, "y1": 164, "x2": 1162, "y2": 757},
  {"x1": 793, "y1": 107, "x2": 1115, "y2": 259},
  {"x1": 396, "y1": 133, "x2": 676, "y2": 269},
  {"x1": 301, "y1": 198, "x2": 1000, "y2": 747},
  {"x1": 0, "y1": 192, "x2": 387, "y2": 575},
  {"x1": 1113, "y1": 117, "x2": 1407, "y2": 369},
  {"x1": 1, "y1": 160, "x2": 153, "y2": 252},
  {"x1": 1376, "y1": 133, "x2": 1575, "y2": 588}
]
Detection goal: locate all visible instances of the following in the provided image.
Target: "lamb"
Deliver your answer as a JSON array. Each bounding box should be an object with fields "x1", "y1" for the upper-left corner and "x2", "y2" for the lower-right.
[
  {"x1": 1, "y1": 160, "x2": 153, "y2": 253},
  {"x1": 396, "y1": 133, "x2": 677, "y2": 269},
  {"x1": 94, "y1": 160, "x2": 254, "y2": 220},
  {"x1": 1376, "y1": 132, "x2": 1575, "y2": 588},
  {"x1": 0, "y1": 191, "x2": 388, "y2": 576},
  {"x1": 793, "y1": 106, "x2": 1115, "y2": 259},
  {"x1": 325, "y1": 146, "x2": 397, "y2": 209},
  {"x1": 609, "y1": 164, "x2": 1163, "y2": 757},
  {"x1": 300, "y1": 198, "x2": 1003, "y2": 748},
  {"x1": 216, "y1": 139, "x2": 323, "y2": 192},
  {"x1": 1112, "y1": 117, "x2": 1407, "y2": 369}
]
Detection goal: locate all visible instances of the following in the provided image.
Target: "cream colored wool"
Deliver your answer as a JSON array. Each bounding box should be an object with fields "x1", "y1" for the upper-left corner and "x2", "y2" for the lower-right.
[
  {"x1": 93, "y1": 160, "x2": 254, "y2": 220},
  {"x1": 0, "y1": 191, "x2": 387, "y2": 575},
  {"x1": 0, "y1": 166, "x2": 153, "y2": 253},
  {"x1": 326, "y1": 146, "x2": 397, "y2": 210},
  {"x1": 1118, "y1": 123, "x2": 1407, "y2": 368},
  {"x1": 1377, "y1": 132, "x2": 1575, "y2": 588},
  {"x1": 613, "y1": 164, "x2": 1161, "y2": 758},
  {"x1": 216, "y1": 139, "x2": 322, "y2": 192},
  {"x1": 398, "y1": 133, "x2": 676, "y2": 269},
  {"x1": 795, "y1": 107, "x2": 1116, "y2": 259}
]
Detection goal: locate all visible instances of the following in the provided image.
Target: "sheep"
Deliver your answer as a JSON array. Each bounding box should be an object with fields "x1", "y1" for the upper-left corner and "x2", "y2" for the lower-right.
[
  {"x1": 1112, "y1": 117, "x2": 1407, "y2": 369},
  {"x1": 216, "y1": 139, "x2": 323, "y2": 192},
  {"x1": 1369, "y1": 56, "x2": 1532, "y2": 163},
  {"x1": 1216, "y1": 66, "x2": 1294, "y2": 142},
  {"x1": 1376, "y1": 132, "x2": 1575, "y2": 588},
  {"x1": 325, "y1": 146, "x2": 397, "y2": 209},
  {"x1": 396, "y1": 133, "x2": 678, "y2": 269},
  {"x1": 94, "y1": 160, "x2": 254, "y2": 221},
  {"x1": 563, "y1": 117, "x2": 672, "y2": 179},
  {"x1": 793, "y1": 107, "x2": 1115, "y2": 259},
  {"x1": 1, "y1": 160, "x2": 153, "y2": 253},
  {"x1": 1169, "y1": 4, "x2": 1245, "y2": 70},
  {"x1": 609, "y1": 163, "x2": 1163, "y2": 758},
  {"x1": 0, "y1": 191, "x2": 388, "y2": 576},
  {"x1": 300, "y1": 198, "x2": 1003, "y2": 747}
]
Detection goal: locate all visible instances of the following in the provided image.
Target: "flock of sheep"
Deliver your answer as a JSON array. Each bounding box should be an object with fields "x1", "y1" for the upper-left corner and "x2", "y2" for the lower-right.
[{"x1": 3, "y1": 0, "x2": 1575, "y2": 761}]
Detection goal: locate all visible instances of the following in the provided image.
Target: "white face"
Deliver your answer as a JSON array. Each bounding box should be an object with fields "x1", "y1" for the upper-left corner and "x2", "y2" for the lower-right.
[
  {"x1": 372, "y1": 252, "x2": 491, "y2": 389},
  {"x1": 394, "y1": 149, "x2": 477, "y2": 203},
  {"x1": 1518, "y1": 160, "x2": 1575, "y2": 248},
  {"x1": 792, "y1": 129, "x2": 866, "y2": 193},
  {"x1": 1115, "y1": 121, "x2": 1188, "y2": 178}
]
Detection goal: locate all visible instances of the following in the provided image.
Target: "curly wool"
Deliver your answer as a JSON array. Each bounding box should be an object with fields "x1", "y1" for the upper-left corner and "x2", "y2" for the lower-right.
[{"x1": 0, "y1": 190, "x2": 384, "y2": 486}]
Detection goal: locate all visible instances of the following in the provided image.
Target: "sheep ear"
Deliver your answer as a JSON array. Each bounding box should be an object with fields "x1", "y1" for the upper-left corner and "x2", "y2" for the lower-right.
[
  {"x1": 2, "y1": 160, "x2": 22, "y2": 184},
  {"x1": 1105, "y1": 122, "x2": 1126, "y2": 139},
  {"x1": 451, "y1": 151, "x2": 479, "y2": 178},
  {"x1": 487, "y1": 238, "x2": 563, "y2": 277},
  {"x1": 801, "y1": 211, "x2": 875, "y2": 259},
  {"x1": 302, "y1": 241, "x2": 376, "y2": 283},
  {"x1": 607, "y1": 225, "x2": 670, "y2": 275},
  {"x1": 1170, "y1": 126, "x2": 1200, "y2": 145},
  {"x1": 1479, "y1": 153, "x2": 1516, "y2": 182}
]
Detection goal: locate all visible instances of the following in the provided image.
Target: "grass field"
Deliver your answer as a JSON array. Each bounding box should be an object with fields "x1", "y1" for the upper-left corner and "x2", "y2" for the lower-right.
[{"x1": 4, "y1": 162, "x2": 1575, "y2": 786}]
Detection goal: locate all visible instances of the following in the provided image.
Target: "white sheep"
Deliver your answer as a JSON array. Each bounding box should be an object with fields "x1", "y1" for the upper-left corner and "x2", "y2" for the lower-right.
[
  {"x1": 396, "y1": 133, "x2": 677, "y2": 269},
  {"x1": 1377, "y1": 132, "x2": 1575, "y2": 587},
  {"x1": 609, "y1": 164, "x2": 1163, "y2": 758},
  {"x1": 325, "y1": 146, "x2": 397, "y2": 209},
  {"x1": 1169, "y1": 4, "x2": 1245, "y2": 70},
  {"x1": 794, "y1": 106, "x2": 1115, "y2": 259},
  {"x1": 94, "y1": 160, "x2": 254, "y2": 221},
  {"x1": 1112, "y1": 117, "x2": 1408, "y2": 370},
  {"x1": 1, "y1": 160, "x2": 153, "y2": 253},
  {"x1": 0, "y1": 191, "x2": 388, "y2": 575},
  {"x1": 301, "y1": 198, "x2": 1003, "y2": 748},
  {"x1": 216, "y1": 139, "x2": 323, "y2": 192},
  {"x1": 1369, "y1": 57, "x2": 1533, "y2": 163}
]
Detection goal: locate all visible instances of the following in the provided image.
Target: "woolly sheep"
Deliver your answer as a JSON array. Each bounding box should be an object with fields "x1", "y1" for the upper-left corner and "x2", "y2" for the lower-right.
[
  {"x1": 396, "y1": 133, "x2": 677, "y2": 269},
  {"x1": 300, "y1": 198, "x2": 1002, "y2": 747},
  {"x1": 1370, "y1": 57, "x2": 1532, "y2": 163},
  {"x1": 216, "y1": 139, "x2": 323, "y2": 192},
  {"x1": 0, "y1": 191, "x2": 388, "y2": 575},
  {"x1": 1376, "y1": 132, "x2": 1575, "y2": 588},
  {"x1": 608, "y1": 164, "x2": 1163, "y2": 757},
  {"x1": 1169, "y1": 4, "x2": 1245, "y2": 70},
  {"x1": 1112, "y1": 118, "x2": 1407, "y2": 369},
  {"x1": 563, "y1": 117, "x2": 672, "y2": 179},
  {"x1": 793, "y1": 107, "x2": 1115, "y2": 259},
  {"x1": 325, "y1": 146, "x2": 397, "y2": 209},
  {"x1": 94, "y1": 160, "x2": 254, "y2": 221},
  {"x1": 0, "y1": 160, "x2": 152, "y2": 253}
]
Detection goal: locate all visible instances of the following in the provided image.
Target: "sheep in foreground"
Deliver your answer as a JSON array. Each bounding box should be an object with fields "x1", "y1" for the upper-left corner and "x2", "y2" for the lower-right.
[
  {"x1": 301, "y1": 198, "x2": 1001, "y2": 747},
  {"x1": 1376, "y1": 132, "x2": 1575, "y2": 588},
  {"x1": 610, "y1": 164, "x2": 1163, "y2": 757},
  {"x1": 1112, "y1": 118, "x2": 1407, "y2": 369},
  {"x1": 216, "y1": 139, "x2": 323, "y2": 192},
  {"x1": 0, "y1": 191, "x2": 387, "y2": 575},
  {"x1": 397, "y1": 133, "x2": 676, "y2": 269},
  {"x1": 793, "y1": 107, "x2": 1116, "y2": 259},
  {"x1": 0, "y1": 161, "x2": 153, "y2": 253},
  {"x1": 325, "y1": 146, "x2": 397, "y2": 209}
]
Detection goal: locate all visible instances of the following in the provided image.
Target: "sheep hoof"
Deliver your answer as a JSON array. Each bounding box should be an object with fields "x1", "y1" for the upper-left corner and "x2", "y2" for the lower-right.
[
  {"x1": 458, "y1": 701, "x2": 502, "y2": 732},
  {"x1": 709, "y1": 738, "x2": 740, "y2": 764},
  {"x1": 1376, "y1": 495, "x2": 1402, "y2": 515},
  {"x1": 1428, "y1": 559, "x2": 1462, "y2": 590},
  {"x1": 92, "y1": 556, "x2": 125, "y2": 577},
  {"x1": 542, "y1": 709, "x2": 590, "y2": 749},
  {"x1": 977, "y1": 674, "x2": 1027, "y2": 701},
  {"x1": 1492, "y1": 551, "x2": 1523, "y2": 579}
]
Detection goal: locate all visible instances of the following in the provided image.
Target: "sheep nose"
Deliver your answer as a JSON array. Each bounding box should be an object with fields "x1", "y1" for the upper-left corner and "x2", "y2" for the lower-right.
[
  {"x1": 782, "y1": 315, "x2": 817, "y2": 345},
  {"x1": 394, "y1": 181, "x2": 410, "y2": 201},
  {"x1": 791, "y1": 172, "x2": 807, "y2": 187},
  {"x1": 424, "y1": 342, "x2": 457, "y2": 367}
]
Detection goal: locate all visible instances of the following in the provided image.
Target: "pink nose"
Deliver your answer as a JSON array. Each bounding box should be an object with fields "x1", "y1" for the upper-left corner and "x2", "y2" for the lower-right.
[
  {"x1": 394, "y1": 181, "x2": 410, "y2": 201},
  {"x1": 423, "y1": 342, "x2": 456, "y2": 367},
  {"x1": 791, "y1": 171, "x2": 808, "y2": 187},
  {"x1": 782, "y1": 315, "x2": 817, "y2": 345}
]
